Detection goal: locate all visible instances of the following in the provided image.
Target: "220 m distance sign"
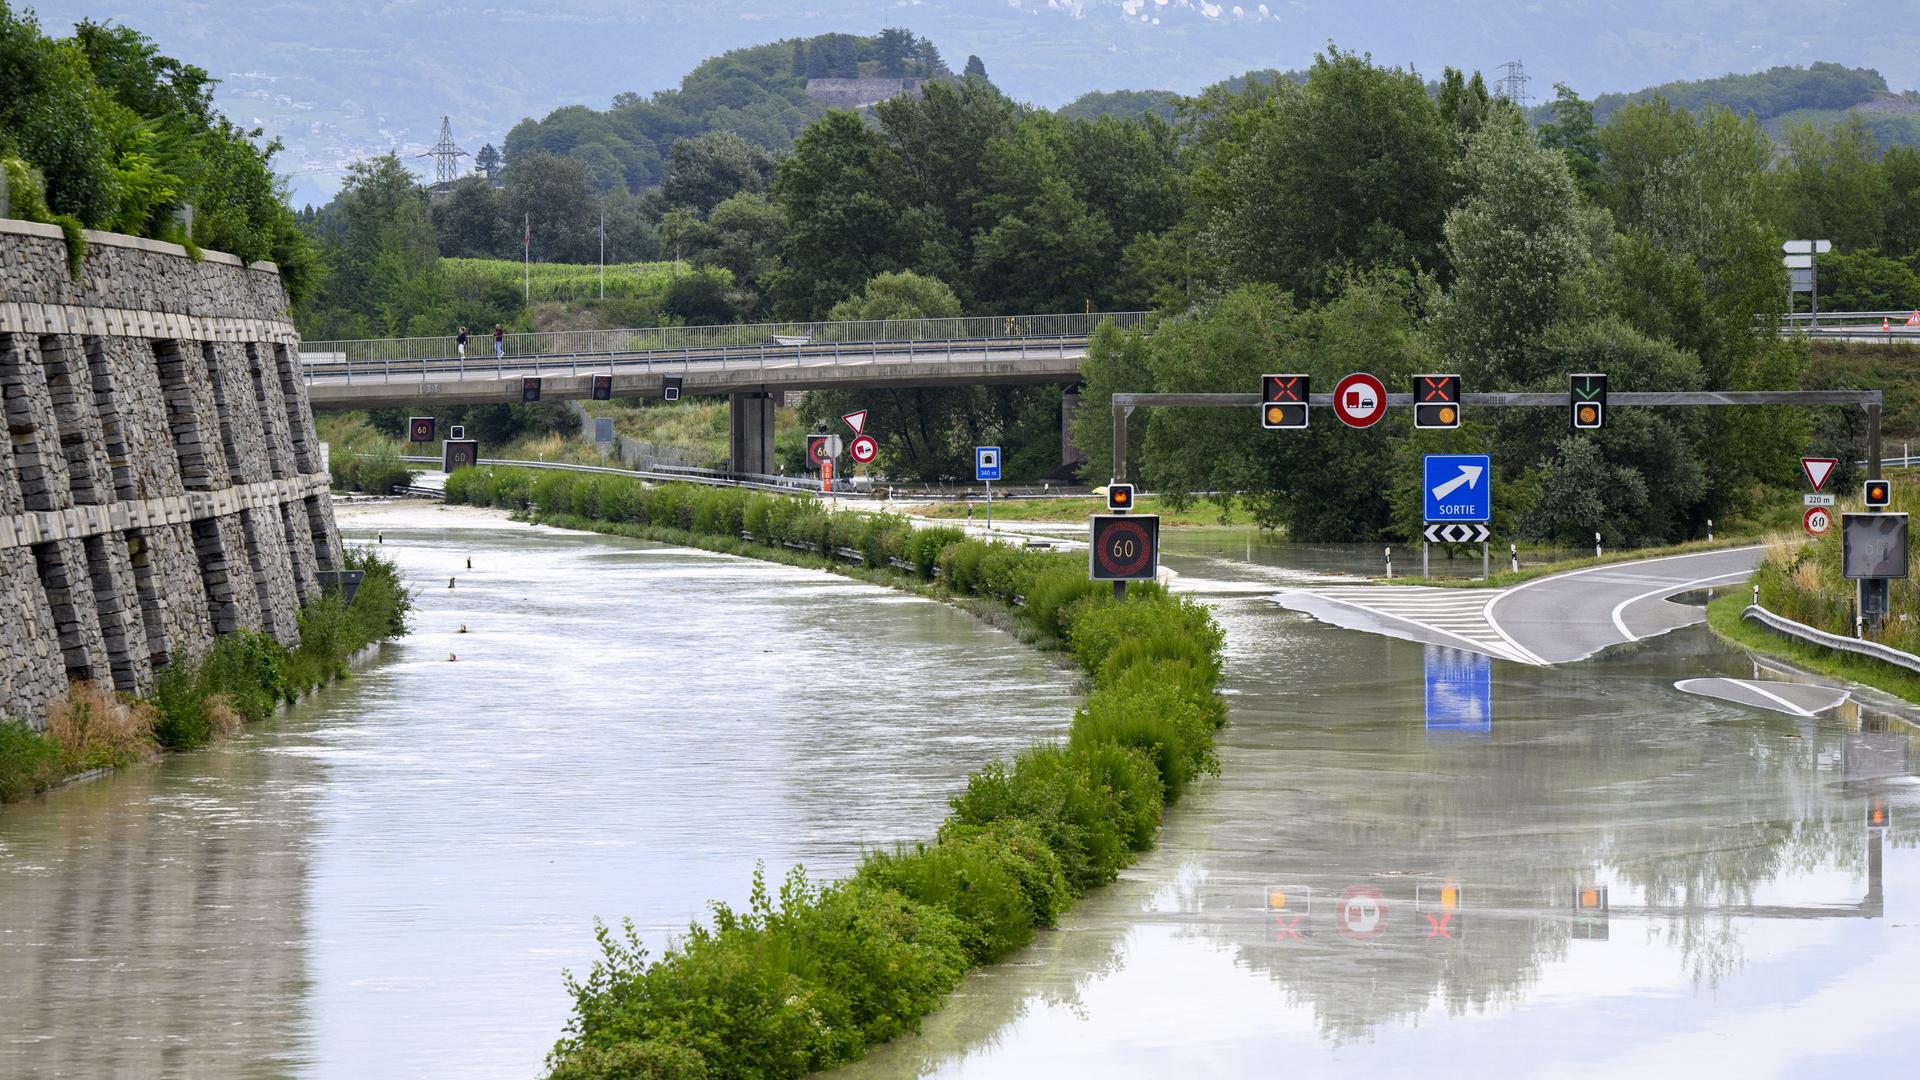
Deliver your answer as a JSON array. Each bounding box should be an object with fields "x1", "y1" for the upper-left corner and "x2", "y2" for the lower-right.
[{"x1": 1089, "y1": 514, "x2": 1161, "y2": 581}]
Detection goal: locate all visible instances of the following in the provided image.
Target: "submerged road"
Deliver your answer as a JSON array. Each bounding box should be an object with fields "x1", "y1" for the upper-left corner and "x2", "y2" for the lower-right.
[{"x1": 1275, "y1": 545, "x2": 1765, "y2": 665}]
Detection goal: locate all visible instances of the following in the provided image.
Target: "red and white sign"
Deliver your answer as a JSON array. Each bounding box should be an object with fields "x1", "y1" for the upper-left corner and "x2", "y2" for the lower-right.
[
  {"x1": 1337, "y1": 884, "x2": 1388, "y2": 940},
  {"x1": 1802, "y1": 457, "x2": 1838, "y2": 491},
  {"x1": 849, "y1": 434, "x2": 878, "y2": 464},
  {"x1": 842, "y1": 410, "x2": 868, "y2": 435},
  {"x1": 1804, "y1": 506, "x2": 1833, "y2": 536},
  {"x1": 1333, "y1": 372, "x2": 1388, "y2": 429}
]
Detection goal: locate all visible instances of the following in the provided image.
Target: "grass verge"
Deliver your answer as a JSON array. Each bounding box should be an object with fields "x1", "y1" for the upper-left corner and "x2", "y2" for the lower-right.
[
  {"x1": 0, "y1": 548, "x2": 413, "y2": 804},
  {"x1": 1705, "y1": 591, "x2": 1920, "y2": 704},
  {"x1": 442, "y1": 467, "x2": 1229, "y2": 1080}
]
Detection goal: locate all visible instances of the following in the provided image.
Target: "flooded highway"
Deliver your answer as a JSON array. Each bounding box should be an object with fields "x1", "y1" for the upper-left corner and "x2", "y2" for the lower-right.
[
  {"x1": 835, "y1": 535, "x2": 1920, "y2": 1077},
  {"x1": 2, "y1": 514, "x2": 1916, "y2": 1077},
  {"x1": 0, "y1": 505, "x2": 1080, "y2": 1078}
]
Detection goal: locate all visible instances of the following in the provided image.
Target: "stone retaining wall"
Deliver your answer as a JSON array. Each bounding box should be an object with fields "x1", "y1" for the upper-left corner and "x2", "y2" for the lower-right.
[{"x1": 0, "y1": 218, "x2": 341, "y2": 726}]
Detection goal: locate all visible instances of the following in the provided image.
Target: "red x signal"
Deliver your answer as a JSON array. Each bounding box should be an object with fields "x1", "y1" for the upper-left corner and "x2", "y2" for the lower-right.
[
  {"x1": 1273, "y1": 916, "x2": 1304, "y2": 942},
  {"x1": 1420, "y1": 376, "x2": 1459, "y2": 402},
  {"x1": 1265, "y1": 375, "x2": 1306, "y2": 402},
  {"x1": 1425, "y1": 911, "x2": 1453, "y2": 939}
]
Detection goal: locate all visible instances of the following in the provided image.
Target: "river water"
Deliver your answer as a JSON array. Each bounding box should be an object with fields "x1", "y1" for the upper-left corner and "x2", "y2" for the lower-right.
[
  {"x1": 0, "y1": 505, "x2": 1080, "y2": 1078},
  {"x1": 3, "y1": 513, "x2": 1918, "y2": 1078}
]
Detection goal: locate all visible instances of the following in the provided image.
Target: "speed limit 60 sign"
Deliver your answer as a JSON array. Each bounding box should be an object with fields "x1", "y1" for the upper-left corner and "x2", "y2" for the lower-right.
[{"x1": 1089, "y1": 514, "x2": 1160, "y2": 582}]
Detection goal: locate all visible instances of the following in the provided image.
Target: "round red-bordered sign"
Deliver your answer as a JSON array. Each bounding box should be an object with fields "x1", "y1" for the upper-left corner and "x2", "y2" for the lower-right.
[
  {"x1": 1093, "y1": 518, "x2": 1155, "y2": 578},
  {"x1": 849, "y1": 434, "x2": 878, "y2": 464},
  {"x1": 1804, "y1": 506, "x2": 1832, "y2": 536},
  {"x1": 1333, "y1": 372, "x2": 1388, "y2": 428},
  {"x1": 1337, "y1": 884, "x2": 1388, "y2": 940}
]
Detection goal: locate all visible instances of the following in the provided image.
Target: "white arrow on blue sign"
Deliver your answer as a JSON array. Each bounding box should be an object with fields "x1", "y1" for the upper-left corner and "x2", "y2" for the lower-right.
[
  {"x1": 975, "y1": 446, "x2": 1001, "y2": 481},
  {"x1": 1424, "y1": 454, "x2": 1491, "y2": 523}
]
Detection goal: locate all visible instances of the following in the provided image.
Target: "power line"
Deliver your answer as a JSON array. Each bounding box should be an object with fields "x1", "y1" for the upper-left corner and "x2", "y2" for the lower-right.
[
  {"x1": 1495, "y1": 59, "x2": 1532, "y2": 109},
  {"x1": 415, "y1": 116, "x2": 469, "y2": 187}
]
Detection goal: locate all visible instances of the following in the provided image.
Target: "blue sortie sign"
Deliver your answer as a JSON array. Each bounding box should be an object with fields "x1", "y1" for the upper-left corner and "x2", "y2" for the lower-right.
[
  {"x1": 1424, "y1": 646, "x2": 1492, "y2": 736},
  {"x1": 1424, "y1": 454, "x2": 1491, "y2": 523},
  {"x1": 975, "y1": 446, "x2": 1001, "y2": 481}
]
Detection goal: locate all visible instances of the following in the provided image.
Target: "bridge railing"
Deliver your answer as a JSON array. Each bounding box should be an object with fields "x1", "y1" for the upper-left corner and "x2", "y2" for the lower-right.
[
  {"x1": 1773, "y1": 310, "x2": 1920, "y2": 337},
  {"x1": 303, "y1": 311, "x2": 1147, "y2": 368},
  {"x1": 302, "y1": 333, "x2": 1105, "y2": 386}
]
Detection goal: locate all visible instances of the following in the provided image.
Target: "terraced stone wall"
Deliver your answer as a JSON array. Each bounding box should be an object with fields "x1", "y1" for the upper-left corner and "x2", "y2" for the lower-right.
[{"x1": 0, "y1": 219, "x2": 340, "y2": 726}]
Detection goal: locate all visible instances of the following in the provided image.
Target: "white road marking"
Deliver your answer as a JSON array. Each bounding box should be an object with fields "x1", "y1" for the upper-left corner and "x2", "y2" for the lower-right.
[
  {"x1": 1485, "y1": 545, "x2": 1763, "y2": 661},
  {"x1": 1608, "y1": 570, "x2": 1751, "y2": 641},
  {"x1": 1298, "y1": 589, "x2": 1537, "y2": 664}
]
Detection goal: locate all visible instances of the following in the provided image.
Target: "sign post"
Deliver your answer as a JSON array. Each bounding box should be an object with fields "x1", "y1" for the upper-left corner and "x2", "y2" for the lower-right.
[
  {"x1": 975, "y1": 446, "x2": 1001, "y2": 530},
  {"x1": 1423, "y1": 454, "x2": 1492, "y2": 579}
]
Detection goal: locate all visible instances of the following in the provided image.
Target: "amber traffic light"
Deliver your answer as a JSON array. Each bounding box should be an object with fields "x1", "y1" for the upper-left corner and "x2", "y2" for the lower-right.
[
  {"x1": 1106, "y1": 483, "x2": 1134, "y2": 511},
  {"x1": 1414, "y1": 374, "x2": 1462, "y2": 429},
  {"x1": 1262, "y1": 373, "x2": 1310, "y2": 429},
  {"x1": 1865, "y1": 479, "x2": 1892, "y2": 508},
  {"x1": 1570, "y1": 373, "x2": 1607, "y2": 430}
]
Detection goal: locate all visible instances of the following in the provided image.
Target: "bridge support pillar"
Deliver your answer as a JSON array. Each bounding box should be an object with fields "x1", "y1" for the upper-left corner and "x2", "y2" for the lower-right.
[
  {"x1": 1061, "y1": 384, "x2": 1086, "y2": 469},
  {"x1": 729, "y1": 390, "x2": 777, "y2": 476}
]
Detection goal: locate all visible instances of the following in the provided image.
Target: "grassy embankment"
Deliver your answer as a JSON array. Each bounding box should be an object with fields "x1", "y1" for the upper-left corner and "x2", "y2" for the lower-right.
[
  {"x1": 0, "y1": 550, "x2": 412, "y2": 804},
  {"x1": 444, "y1": 258, "x2": 730, "y2": 305},
  {"x1": 1709, "y1": 481, "x2": 1920, "y2": 702},
  {"x1": 441, "y1": 466, "x2": 1228, "y2": 1080}
]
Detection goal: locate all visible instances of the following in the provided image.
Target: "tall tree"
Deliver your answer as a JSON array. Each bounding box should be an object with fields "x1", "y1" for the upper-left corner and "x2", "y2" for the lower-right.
[
  {"x1": 1430, "y1": 111, "x2": 1594, "y2": 387},
  {"x1": 1537, "y1": 83, "x2": 1602, "y2": 200},
  {"x1": 1780, "y1": 115, "x2": 1889, "y2": 252},
  {"x1": 1197, "y1": 48, "x2": 1453, "y2": 301}
]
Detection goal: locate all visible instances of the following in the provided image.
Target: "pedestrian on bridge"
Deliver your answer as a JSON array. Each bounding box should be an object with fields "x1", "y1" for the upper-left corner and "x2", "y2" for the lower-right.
[
  {"x1": 493, "y1": 324, "x2": 505, "y2": 360},
  {"x1": 456, "y1": 325, "x2": 468, "y2": 358}
]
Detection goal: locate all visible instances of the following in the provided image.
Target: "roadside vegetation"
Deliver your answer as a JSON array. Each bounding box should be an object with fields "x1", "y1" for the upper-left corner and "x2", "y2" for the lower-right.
[
  {"x1": 1749, "y1": 484, "x2": 1919, "y2": 654},
  {"x1": 912, "y1": 494, "x2": 1231, "y2": 527},
  {"x1": 440, "y1": 465, "x2": 1227, "y2": 1079},
  {"x1": 0, "y1": 6, "x2": 314, "y2": 291},
  {"x1": 0, "y1": 549, "x2": 412, "y2": 804}
]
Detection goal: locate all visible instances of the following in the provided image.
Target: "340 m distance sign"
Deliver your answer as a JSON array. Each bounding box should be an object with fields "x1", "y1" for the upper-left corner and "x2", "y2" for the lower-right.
[{"x1": 1089, "y1": 514, "x2": 1160, "y2": 582}]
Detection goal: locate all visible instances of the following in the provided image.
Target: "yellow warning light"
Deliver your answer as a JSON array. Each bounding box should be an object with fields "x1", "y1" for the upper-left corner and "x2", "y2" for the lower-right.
[
  {"x1": 1577, "y1": 405, "x2": 1598, "y2": 426},
  {"x1": 1438, "y1": 406, "x2": 1456, "y2": 425},
  {"x1": 1113, "y1": 490, "x2": 1130, "y2": 507},
  {"x1": 1440, "y1": 884, "x2": 1459, "y2": 911},
  {"x1": 1265, "y1": 404, "x2": 1284, "y2": 424},
  {"x1": 1579, "y1": 886, "x2": 1600, "y2": 909},
  {"x1": 1267, "y1": 888, "x2": 1287, "y2": 910}
]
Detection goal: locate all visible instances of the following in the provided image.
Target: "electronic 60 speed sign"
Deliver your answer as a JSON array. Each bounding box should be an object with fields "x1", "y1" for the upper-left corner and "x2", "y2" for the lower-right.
[{"x1": 1089, "y1": 514, "x2": 1160, "y2": 582}]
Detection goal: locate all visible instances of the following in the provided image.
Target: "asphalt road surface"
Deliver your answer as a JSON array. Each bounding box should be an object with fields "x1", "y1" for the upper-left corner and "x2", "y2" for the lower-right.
[{"x1": 1275, "y1": 545, "x2": 1765, "y2": 666}]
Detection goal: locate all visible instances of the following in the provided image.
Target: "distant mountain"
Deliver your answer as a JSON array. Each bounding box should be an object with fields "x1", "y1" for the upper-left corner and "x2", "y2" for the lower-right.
[{"x1": 28, "y1": 2, "x2": 1920, "y2": 203}]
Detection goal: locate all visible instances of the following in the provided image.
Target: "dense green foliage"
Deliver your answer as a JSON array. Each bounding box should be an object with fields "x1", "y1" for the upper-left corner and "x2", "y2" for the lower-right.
[
  {"x1": 440, "y1": 467, "x2": 1222, "y2": 1077},
  {"x1": 0, "y1": 549, "x2": 411, "y2": 803},
  {"x1": 0, "y1": 5, "x2": 314, "y2": 294},
  {"x1": 1584, "y1": 63, "x2": 1885, "y2": 126},
  {"x1": 328, "y1": 444, "x2": 418, "y2": 496}
]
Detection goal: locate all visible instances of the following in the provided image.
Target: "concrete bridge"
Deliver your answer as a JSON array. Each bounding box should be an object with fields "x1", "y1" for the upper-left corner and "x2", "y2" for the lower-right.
[{"x1": 303, "y1": 313, "x2": 1143, "y2": 473}]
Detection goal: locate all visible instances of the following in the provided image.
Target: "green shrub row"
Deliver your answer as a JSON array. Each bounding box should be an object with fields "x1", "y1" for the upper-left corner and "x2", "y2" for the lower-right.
[
  {"x1": 0, "y1": 548, "x2": 412, "y2": 802},
  {"x1": 455, "y1": 467, "x2": 1228, "y2": 1079},
  {"x1": 329, "y1": 445, "x2": 420, "y2": 496}
]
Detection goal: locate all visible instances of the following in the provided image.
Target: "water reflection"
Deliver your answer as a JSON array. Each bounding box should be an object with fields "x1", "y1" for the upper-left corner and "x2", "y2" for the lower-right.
[
  {"x1": 835, "y1": 576, "x2": 1920, "y2": 1077},
  {"x1": 1423, "y1": 646, "x2": 1491, "y2": 738},
  {"x1": 0, "y1": 513, "x2": 1081, "y2": 1078}
]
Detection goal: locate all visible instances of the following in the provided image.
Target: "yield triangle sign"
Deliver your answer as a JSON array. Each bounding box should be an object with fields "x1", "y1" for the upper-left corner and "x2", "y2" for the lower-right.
[
  {"x1": 1801, "y1": 457, "x2": 1837, "y2": 492},
  {"x1": 842, "y1": 410, "x2": 867, "y2": 435}
]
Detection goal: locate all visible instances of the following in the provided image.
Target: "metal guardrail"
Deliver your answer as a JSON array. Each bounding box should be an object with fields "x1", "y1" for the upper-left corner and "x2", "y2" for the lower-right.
[
  {"x1": 302, "y1": 334, "x2": 1103, "y2": 387},
  {"x1": 304, "y1": 311, "x2": 1147, "y2": 367},
  {"x1": 394, "y1": 455, "x2": 849, "y2": 496},
  {"x1": 1742, "y1": 603, "x2": 1920, "y2": 676}
]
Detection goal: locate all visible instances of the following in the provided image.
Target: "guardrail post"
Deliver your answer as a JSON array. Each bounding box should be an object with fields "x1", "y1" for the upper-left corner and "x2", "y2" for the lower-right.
[{"x1": 384, "y1": 358, "x2": 390, "y2": 384}]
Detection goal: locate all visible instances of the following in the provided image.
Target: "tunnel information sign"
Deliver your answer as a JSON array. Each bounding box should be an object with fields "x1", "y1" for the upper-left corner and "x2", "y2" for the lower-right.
[{"x1": 1089, "y1": 514, "x2": 1160, "y2": 581}]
